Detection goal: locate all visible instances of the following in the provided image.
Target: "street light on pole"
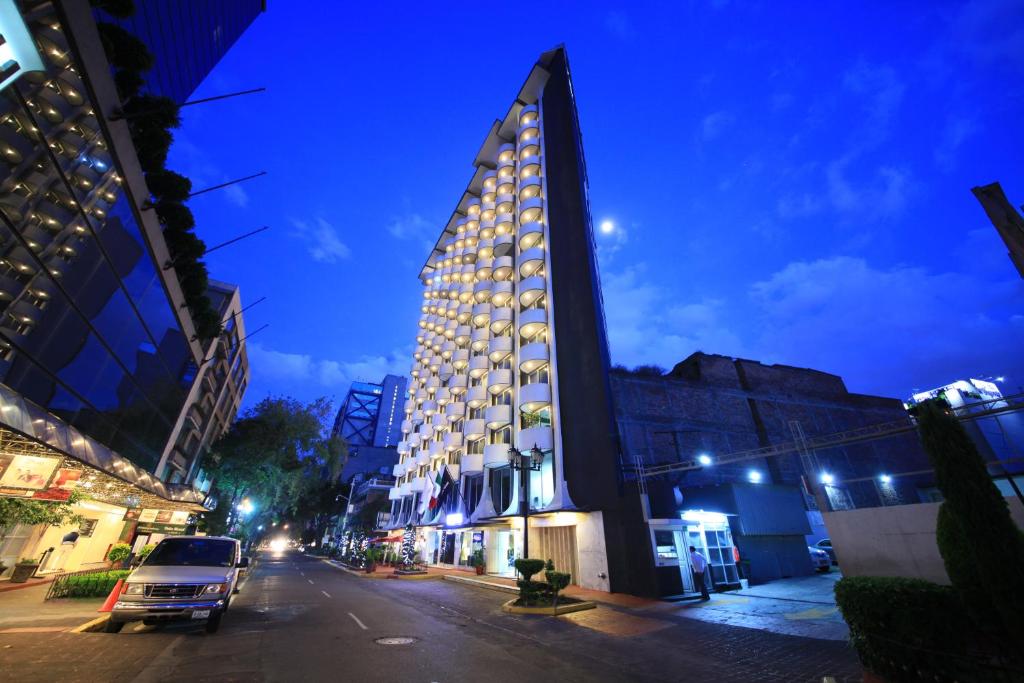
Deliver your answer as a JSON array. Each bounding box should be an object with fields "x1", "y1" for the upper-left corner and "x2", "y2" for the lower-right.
[{"x1": 508, "y1": 444, "x2": 545, "y2": 561}]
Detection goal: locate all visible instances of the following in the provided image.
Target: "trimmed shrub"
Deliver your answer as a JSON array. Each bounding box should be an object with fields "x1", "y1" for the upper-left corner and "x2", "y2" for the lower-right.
[
  {"x1": 916, "y1": 399, "x2": 1024, "y2": 645},
  {"x1": 62, "y1": 570, "x2": 131, "y2": 598},
  {"x1": 834, "y1": 576, "x2": 1014, "y2": 681},
  {"x1": 514, "y1": 558, "x2": 547, "y2": 606},
  {"x1": 155, "y1": 201, "x2": 196, "y2": 232},
  {"x1": 113, "y1": 69, "x2": 144, "y2": 101},
  {"x1": 514, "y1": 558, "x2": 545, "y2": 581},
  {"x1": 106, "y1": 543, "x2": 131, "y2": 564}
]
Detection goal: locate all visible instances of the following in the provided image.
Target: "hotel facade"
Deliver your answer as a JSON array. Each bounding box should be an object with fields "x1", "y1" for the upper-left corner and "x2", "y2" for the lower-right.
[{"x1": 385, "y1": 48, "x2": 629, "y2": 592}]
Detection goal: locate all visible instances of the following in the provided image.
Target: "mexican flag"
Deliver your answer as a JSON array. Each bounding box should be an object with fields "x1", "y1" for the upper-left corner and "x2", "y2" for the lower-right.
[{"x1": 428, "y1": 467, "x2": 445, "y2": 510}]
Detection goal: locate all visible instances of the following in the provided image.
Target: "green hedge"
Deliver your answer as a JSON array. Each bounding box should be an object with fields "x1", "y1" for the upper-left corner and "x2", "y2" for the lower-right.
[
  {"x1": 60, "y1": 570, "x2": 131, "y2": 598},
  {"x1": 834, "y1": 576, "x2": 1020, "y2": 682}
]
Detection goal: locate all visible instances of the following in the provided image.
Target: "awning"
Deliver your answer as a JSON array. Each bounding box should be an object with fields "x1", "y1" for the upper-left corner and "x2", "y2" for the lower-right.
[{"x1": 371, "y1": 535, "x2": 403, "y2": 544}]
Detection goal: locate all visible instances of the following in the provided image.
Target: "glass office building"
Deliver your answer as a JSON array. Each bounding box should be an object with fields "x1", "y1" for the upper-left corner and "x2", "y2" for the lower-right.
[{"x1": 95, "y1": 0, "x2": 265, "y2": 103}]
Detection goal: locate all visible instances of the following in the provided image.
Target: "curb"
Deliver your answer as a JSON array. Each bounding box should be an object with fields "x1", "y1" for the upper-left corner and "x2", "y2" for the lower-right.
[
  {"x1": 70, "y1": 614, "x2": 109, "y2": 633},
  {"x1": 0, "y1": 577, "x2": 54, "y2": 593},
  {"x1": 320, "y1": 559, "x2": 387, "y2": 579},
  {"x1": 501, "y1": 598, "x2": 597, "y2": 616},
  {"x1": 443, "y1": 574, "x2": 519, "y2": 595}
]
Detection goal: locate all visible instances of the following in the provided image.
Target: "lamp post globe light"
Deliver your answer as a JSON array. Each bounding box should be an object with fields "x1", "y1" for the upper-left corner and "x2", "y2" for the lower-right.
[{"x1": 508, "y1": 444, "x2": 545, "y2": 561}]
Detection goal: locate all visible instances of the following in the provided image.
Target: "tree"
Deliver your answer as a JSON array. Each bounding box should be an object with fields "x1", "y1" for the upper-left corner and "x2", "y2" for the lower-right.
[
  {"x1": 0, "y1": 489, "x2": 85, "y2": 536},
  {"x1": 915, "y1": 399, "x2": 1024, "y2": 646},
  {"x1": 204, "y1": 397, "x2": 341, "y2": 537},
  {"x1": 545, "y1": 559, "x2": 571, "y2": 610},
  {"x1": 400, "y1": 523, "x2": 416, "y2": 567}
]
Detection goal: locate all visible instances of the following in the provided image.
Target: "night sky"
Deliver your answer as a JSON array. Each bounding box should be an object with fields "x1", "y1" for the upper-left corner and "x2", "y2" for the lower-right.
[{"x1": 168, "y1": 1, "x2": 1024, "y2": 410}]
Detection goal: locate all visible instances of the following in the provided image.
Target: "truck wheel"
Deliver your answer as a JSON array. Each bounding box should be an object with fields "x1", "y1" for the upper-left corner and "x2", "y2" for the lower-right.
[
  {"x1": 104, "y1": 619, "x2": 125, "y2": 633},
  {"x1": 205, "y1": 612, "x2": 222, "y2": 634}
]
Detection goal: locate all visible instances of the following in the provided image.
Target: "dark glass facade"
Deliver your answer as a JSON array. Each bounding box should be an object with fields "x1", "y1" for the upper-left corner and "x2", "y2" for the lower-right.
[
  {"x1": 0, "y1": 12, "x2": 193, "y2": 472},
  {"x1": 96, "y1": 0, "x2": 265, "y2": 103}
]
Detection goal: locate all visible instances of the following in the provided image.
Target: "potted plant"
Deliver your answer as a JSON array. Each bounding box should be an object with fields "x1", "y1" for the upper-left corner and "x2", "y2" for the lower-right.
[
  {"x1": 106, "y1": 543, "x2": 131, "y2": 568},
  {"x1": 472, "y1": 548, "x2": 486, "y2": 575},
  {"x1": 10, "y1": 557, "x2": 40, "y2": 583},
  {"x1": 365, "y1": 547, "x2": 382, "y2": 573},
  {"x1": 135, "y1": 544, "x2": 156, "y2": 564}
]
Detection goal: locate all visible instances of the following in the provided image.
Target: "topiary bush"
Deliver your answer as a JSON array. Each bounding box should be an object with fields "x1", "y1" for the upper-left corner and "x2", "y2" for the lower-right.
[
  {"x1": 146, "y1": 169, "x2": 192, "y2": 203},
  {"x1": 95, "y1": 23, "x2": 153, "y2": 73},
  {"x1": 106, "y1": 543, "x2": 131, "y2": 564},
  {"x1": 916, "y1": 399, "x2": 1024, "y2": 647},
  {"x1": 514, "y1": 558, "x2": 546, "y2": 606},
  {"x1": 544, "y1": 558, "x2": 571, "y2": 610},
  {"x1": 834, "y1": 576, "x2": 1014, "y2": 681}
]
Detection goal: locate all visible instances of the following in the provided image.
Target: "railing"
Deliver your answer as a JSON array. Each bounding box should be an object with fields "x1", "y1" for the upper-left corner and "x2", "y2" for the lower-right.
[{"x1": 45, "y1": 565, "x2": 129, "y2": 600}]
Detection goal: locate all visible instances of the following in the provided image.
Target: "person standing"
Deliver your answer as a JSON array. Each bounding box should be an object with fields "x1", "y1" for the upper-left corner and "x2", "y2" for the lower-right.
[{"x1": 689, "y1": 545, "x2": 710, "y2": 600}]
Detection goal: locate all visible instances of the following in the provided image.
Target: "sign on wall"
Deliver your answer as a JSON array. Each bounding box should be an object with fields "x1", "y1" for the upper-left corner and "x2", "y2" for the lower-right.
[
  {"x1": 0, "y1": 453, "x2": 60, "y2": 490},
  {"x1": 0, "y1": 0, "x2": 44, "y2": 92}
]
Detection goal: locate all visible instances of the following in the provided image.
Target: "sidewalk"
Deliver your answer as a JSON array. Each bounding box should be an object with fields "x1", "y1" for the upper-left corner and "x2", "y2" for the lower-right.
[{"x1": 0, "y1": 581, "x2": 103, "y2": 633}]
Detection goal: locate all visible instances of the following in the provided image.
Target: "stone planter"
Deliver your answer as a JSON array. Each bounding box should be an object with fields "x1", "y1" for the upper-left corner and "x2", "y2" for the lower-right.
[
  {"x1": 475, "y1": 565, "x2": 485, "y2": 575},
  {"x1": 10, "y1": 563, "x2": 39, "y2": 583},
  {"x1": 501, "y1": 598, "x2": 596, "y2": 616}
]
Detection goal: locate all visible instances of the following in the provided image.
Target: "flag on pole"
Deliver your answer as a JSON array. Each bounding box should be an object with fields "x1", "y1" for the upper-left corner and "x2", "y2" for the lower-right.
[
  {"x1": 417, "y1": 472, "x2": 434, "y2": 515},
  {"x1": 428, "y1": 467, "x2": 445, "y2": 510}
]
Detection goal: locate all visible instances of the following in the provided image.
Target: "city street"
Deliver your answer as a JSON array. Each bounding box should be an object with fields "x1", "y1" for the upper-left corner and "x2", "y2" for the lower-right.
[{"x1": 0, "y1": 550, "x2": 861, "y2": 682}]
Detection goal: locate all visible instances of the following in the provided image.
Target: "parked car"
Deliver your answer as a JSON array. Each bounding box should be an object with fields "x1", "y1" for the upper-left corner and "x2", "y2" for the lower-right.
[
  {"x1": 106, "y1": 536, "x2": 249, "y2": 634},
  {"x1": 808, "y1": 546, "x2": 831, "y2": 572},
  {"x1": 815, "y1": 538, "x2": 838, "y2": 565}
]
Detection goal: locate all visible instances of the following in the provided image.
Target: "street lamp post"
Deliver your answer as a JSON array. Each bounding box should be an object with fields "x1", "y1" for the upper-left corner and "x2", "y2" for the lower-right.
[{"x1": 507, "y1": 444, "x2": 544, "y2": 561}]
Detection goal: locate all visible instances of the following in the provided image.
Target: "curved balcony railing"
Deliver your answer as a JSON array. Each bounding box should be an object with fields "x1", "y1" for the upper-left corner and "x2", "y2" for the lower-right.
[
  {"x1": 519, "y1": 247, "x2": 544, "y2": 277},
  {"x1": 519, "y1": 307, "x2": 548, "y2": 338},
  {"x1": 490, "y1": 307, "x2": 513, "y2": 334},
  {"x1": 519, "y1": 382, "x2": 551, "y2": 412},
  {"x1": 488, "y1": 336, "x2": 513, "y2": 364},
  {"x1": 466, "y1": 385, "x2": 488, "y2": 408},
  {"x1": 483, "y1": 442, "x2": 510, "y2": 466},
  {"x1": 462, "y1": 452, "x2": 484, "y2": 474},
  {"x1": 519, "y1": 221, "x2": 544, "y2": 250},
  {"x1": 492, "y1": 281, "x2": 514, "y2": 307},
  {"x1": 468, "y1": 355, "x2": 489, "y2": 378},
  {"x1": 487, "y1": 368, "x2": 513, "y2": 393},
  {"x1": 519, "y1": 276, "x2": 546, "y2": 307}
]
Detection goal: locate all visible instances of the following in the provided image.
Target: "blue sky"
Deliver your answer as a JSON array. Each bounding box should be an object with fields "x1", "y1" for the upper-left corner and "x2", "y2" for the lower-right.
[{"x1": 168, "y1": 1, "x2": 1024, "y2": 410}]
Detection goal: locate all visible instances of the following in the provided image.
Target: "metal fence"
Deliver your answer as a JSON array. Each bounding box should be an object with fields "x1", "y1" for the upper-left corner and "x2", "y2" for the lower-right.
[{"x1": 44, "y1": 566, "x2": 129, "y2": 600}]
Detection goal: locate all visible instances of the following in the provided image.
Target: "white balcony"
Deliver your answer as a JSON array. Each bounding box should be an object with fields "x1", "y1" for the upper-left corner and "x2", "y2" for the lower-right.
[
  {"x1": 388, "y1": 487, "x2": 401, "y2": 501},
  {"x1": 462, "y1": 452, "x2": 483, "y2": 474},
  {"x1": 475, "y1": 258, "x2": 493, "y2": 281},
  {"x1": 487, "y1": 368, "x2": 513, "y2": 393},
  {"x1": 464, "y1": 418, "x2": 486, "y2": 439},
  {"x1": 466, "y1": 385, "x2": 488, "y2": 408},
  {"x1": 492, "y1": 256, "x2": 514, "y2": 282},
  {"x1": 490, "y1": 307, "x2": 513, "y2": 334},
  {"x1": 519, "y1": 221, "x2": 544, "y2": 250},
  {"x1": 471, "y1": 330, "x2": 490, "y2": 353},
  {"x1": 397, "y1": 440, "x2": 411, "y2": 455},
  {"x1": 519, "y1": 308, "x2": 548, "y2": 338},
  {"x1": 519, "y1": 382, "x2": 551, "y2": 412},
  {"x1": 445, "y1": 401, "x2": 466, "y2": 419},
  {"x1": 404, "y1": 399, "x2": 416, "y2": 413},
  {"x1": 516, "y1": 425, "x2": 553, "y2": 452},
  {"x1": 488, "y1": 336, "x2": 513, "y2": 363},
  {"x1": 392, "y1": 462, "x2": 404, "y2": 477},
  {"x1": 400, "y1": 419, "x2": 413, "y2": 433},
  {"x1": 416, "y1": 451, "x2": 430, "y2": 466},
  {"x1": 484, "y1": 443, "x2": 511, "y2": 467},
  {"x1": 472, "y1": 302, "x2": 490, "y2": 326},
  {"x1": 422, "y1": 400, "x2": 438, "y2": 415},
  {"x1": 492, "y1": 281, "x2": 513, "y2": 307},
  {"x1": 473, "y1": 280, "x2": 492, "y2": 303},
  {"x1": 411, "y1": 476, "x2": 427, "y2": 492},
  {"x1": 444, "y1": 432, "x2": 463, "y2": 451},
  {"x1": 430, "y1": 441, "x2": 445, "y2": 458},
  {"x1": 434, "y1": 387, "x2": 451, "y2": 405},
  {"x1": 455, "y1": 325, "x2": 472, "y2": 344},
  {"x1": 452, "y1": 349, "x2": 470, "y2": 368},
  {"x1": 519, "y1": 276, "x2": 546, "y2": 307},
  {"x1": 519, "y1": 175, "x2": 542, "y2": 200},
  {"x1": 448, "y1": 375, "x2": 468, "y2": 394},
  {"x1": 469, "y1": 355, "x2": 489, "y2": 378},
  {"x1": 519, "y1": 247, "x2": 545, "y2": 277},
  {"x1": 493, "y1": 232, "x2": 514, "y2": 258},
  {"x1": 485, "y1": 403, "x2": 512, "y2": 428},
  {"x1": 477, "y1": 239, "x2": 494, "y2": 260}
]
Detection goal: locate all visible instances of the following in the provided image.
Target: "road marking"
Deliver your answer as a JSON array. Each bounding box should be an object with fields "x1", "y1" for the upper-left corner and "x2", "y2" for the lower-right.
[
  {"x1": 321, "y1": 590, "x2": 331, "y2": 598},
  {"x1": 308, "y1": 579, "x2": 314, "y2": 585},
  {"x1": 348, "y1": 612, "x2": 368, "y2": 630}
]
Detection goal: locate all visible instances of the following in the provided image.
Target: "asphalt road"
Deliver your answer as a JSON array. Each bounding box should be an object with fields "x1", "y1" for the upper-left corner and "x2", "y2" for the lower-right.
[{"x1": 0, "y1": 550, "x2": 862, "y2": 682}]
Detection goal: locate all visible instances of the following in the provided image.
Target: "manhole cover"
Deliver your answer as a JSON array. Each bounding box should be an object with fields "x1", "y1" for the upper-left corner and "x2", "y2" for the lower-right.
[{"x1": 375, "y1": 637, "x2": 418, "y2": 646}]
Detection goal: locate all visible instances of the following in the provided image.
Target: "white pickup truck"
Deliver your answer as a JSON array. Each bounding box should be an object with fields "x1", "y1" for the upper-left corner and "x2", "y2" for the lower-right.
[{"x1": 107, "y1": 535, "x2": 249, "y2": 634}]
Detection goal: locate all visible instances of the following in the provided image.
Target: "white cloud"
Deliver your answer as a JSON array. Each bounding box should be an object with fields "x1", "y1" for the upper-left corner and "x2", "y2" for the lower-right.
[
  {"x1": 387, "y1": 212, "x2": 437, "y2": 253},
  {"x1": 842, "y1": 61, "x2": 905, "y2": 145},
  {"x1": 223, "y1": 183, "x2": 250, "y2": 208},
  {"x1": 749, "y1": 257, "x2": 1024, "y2": 394},
  {"x1": 701, "y1": 111, "x2": 735, "y2": 142},
  {"x1": 825, "y1": 156, "x2": 911, "y2": 220},
  {"x1": 600, "y1": 265, "x2": 746, "y2": 370},
  {"x1": 245, "y1": 343, "x2": 411, "y2": 404},
  {"x1": 934, "y1": 115, "x2": 979, "y2": 171},
  {"x1": 290, "y1": 217, "x2": 352, "y2": 263}
]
